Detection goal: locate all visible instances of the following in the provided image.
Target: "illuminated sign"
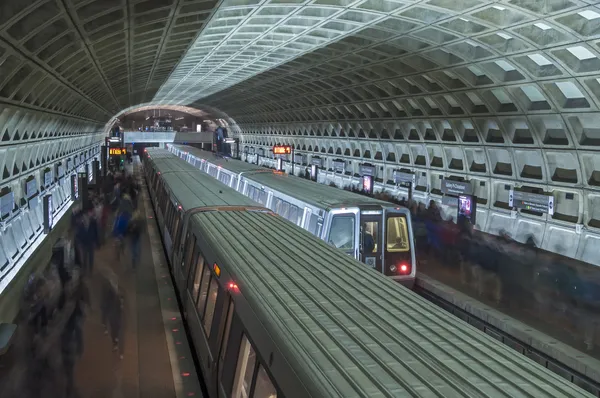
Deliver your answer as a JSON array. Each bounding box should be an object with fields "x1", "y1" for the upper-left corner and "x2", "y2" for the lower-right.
[
  {"x1": 109, "y1": 148, "x2": 126, "y2": 156},
  {"x1": 43, "y1": 194, "x2": 53, "y2": 234},
  {"x1": 273, "y1": 145, "x2": 292, "y2": 155},
  {"x1": 71, "y1": 174, "x2": 79, "y2": 199},
  {"x1": 213, "y1": 263, "x2": 221, "y2": 277}
]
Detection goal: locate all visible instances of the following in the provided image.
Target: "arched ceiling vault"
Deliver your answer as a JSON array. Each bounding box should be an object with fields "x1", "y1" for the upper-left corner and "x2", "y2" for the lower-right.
[{"x1": 1, "y1": 0, "x2": 600, "y2": 261}]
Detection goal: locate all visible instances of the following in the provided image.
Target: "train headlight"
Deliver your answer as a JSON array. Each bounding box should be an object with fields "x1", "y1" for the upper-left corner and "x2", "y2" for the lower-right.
[{"x1": 390, "y1": 265, "x2": 397, "y2": 272}]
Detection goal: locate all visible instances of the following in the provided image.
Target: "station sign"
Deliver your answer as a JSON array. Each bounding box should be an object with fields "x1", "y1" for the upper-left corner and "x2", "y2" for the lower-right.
[
  {"x1": 258, "y1": 148, "x2": 265, "y2": 157},
  {"x1": 25, "y1": 178, "x2": 37, "y2": 198},
  {"x1": 509, "y1": 190, "x2": 554, "y2": 215},
  {"x1": 43, "y1": 170, "x2": 52, "y2": 187},
  {"x1": 273, "y1": 145, "x2": 292, "y2": 155},
  {"x1": 311, "y1": 157, "x2": 323, "y2": 167},
  {"x1": 333, "y1": 160, "x2": 345, "y2": 173},
  {"x1": 109, "y1": 147, "x2": 127, "y2": 156},
  {"x1": 442, "y1": 180, "x2": 473, "y2": 196},
  {"x1": 360, "y1": 164, "x2": 376, "y2": 176},
  {"x1": 0, "y1": 191, "x2": 14, "y2": 218},
  {"x1": 394, "y1": 170, "x2": 416, "y2": 186},
  {"x1": 294, "y1": 154, "x2": 305, "y2": 164}
]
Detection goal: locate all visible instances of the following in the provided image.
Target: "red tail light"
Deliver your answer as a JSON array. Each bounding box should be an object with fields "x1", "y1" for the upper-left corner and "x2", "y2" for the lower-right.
[{"x1": 396, "y1": 263, "x2": 411, "y2": 275}]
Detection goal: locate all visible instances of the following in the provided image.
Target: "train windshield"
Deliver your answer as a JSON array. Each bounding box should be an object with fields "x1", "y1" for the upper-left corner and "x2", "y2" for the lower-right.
[
  {"x1": 327, "y1": 214, "x2": 356, "y2": 255},
  {"x1": 386, "y1": 216, "x2": 410, "y2": 252}
]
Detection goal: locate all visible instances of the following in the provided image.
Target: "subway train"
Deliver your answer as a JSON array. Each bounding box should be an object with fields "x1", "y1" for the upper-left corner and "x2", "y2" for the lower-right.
[
  {"x1": 168, "y1": 144, "x2": 416, "y2": 288},
  {"x1": 142, "y1": 148, "x2": 592, "y2": 398}
]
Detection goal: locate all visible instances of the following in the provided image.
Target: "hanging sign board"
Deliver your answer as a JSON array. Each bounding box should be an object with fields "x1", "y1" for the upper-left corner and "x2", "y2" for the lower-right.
[
  {"x1": 109, "y1": 148, "x2": 126, "y2": 156},
  {"x1": 56, "y1": 164, "x2": 64, "y2": 179},
  {"x1": 43, "y1": 194, "x2": 53, "y2": 234},
  {"x1": 0, "y1": 191, "x2": 14, "y2": 218},
  {"x1": 43, "y1": 170, "x2": 52, "y2": 187},
  {"x1": 509, "y1": 190, "x2": 554, "y2": 215},
  {"x1": 294, "y1": 154, "x2": 304, "y2": 164},
  {"x1": 257, "y1": 148, "x2": 265, "y2": 157},
  {"x1": 360, "y1": 164, "x2": 375, "y2": 176},
  {"x1": 442, "y1": 180, "x2": 473, "y2": 196},
  {"x1": 394, "y1": 171, "x2": 416, "y2": 186},
  {"x1": 273, "y1": 145, "x2": 292, "y2": 155},
  {"x1": 79, "y1": 153, "x2": 84, "y2": 164},
  {"x1": 66, "y1": 158, "x2": 72, "y2": 170},
  {"x1": 25, "y1": 179, "x2": 37, "y2": 198},
  {"x1": 311, "y1": 157, "x2": 323, "y2": 167},
  {"x1": 333, "y1": 160, "x2": 345, "y2": 173}
]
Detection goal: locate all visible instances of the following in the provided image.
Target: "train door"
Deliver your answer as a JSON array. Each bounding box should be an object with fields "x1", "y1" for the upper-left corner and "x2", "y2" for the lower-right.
[
  {"x1": 325, "y1": 208, "x2": 360, "y2": 258},
  {"x1": 359, "y1": 211, "x2": 383, "y2": 273}
]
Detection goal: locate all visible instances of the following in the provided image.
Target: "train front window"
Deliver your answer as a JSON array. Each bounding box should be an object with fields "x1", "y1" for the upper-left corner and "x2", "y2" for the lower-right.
[
  {"x1": 328, "y1": 215, "x2": 355, "y2": 251},
  {"x1": 386, "y1": 216, "x2": 409, "y2": 252},
  {"x1": 252, "y1": 365, "x2": 277, "y2": 398},
  {"x1": 232, "y1": 335, "x2": 257, "y2": 398}
]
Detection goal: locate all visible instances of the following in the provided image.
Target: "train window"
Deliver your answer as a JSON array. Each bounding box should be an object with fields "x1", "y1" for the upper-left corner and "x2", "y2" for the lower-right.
[
  {"x1": 328, "y1": 215, "x2": 356, "y2": 251},
  {"x1": 288, "y1": 205, "x2": 299, "y2": 224},
  {"x1": 232, "y1": 335, "x2": 257, "y2": 398},
  {"x1": 307, "y1": 214, "x2": 319, "y2": 235},
  {"x1": 281, "y1": 202, "x2": 290, "y2": 219},
  {"x1": 173, "y1": 213, "x2": 181, "y2": 245},
  {"x1": 190, "y1": 255, "x2": 204, "y2": 300},
  {"x1": 252, "y1": 366, "x2": 277, "y2": 398},
  {"x1": 196, "y1": 267, "x2": 212, "y2": 314},
  {"x1": 183, "y1": 234, "x2": 196, "y2": 269},
  {"x1": 202, "y1": 278, "x2": 219, "y2": 336},
  {"x1": 386, "y1": 216, "x2": 409, "y2": 252},
  {"x1": 258, "y1": 190, "x2": 268, "y2": 206},
  {"x1": 218, "y1": 300, "x2": 234, "y2": 381}
]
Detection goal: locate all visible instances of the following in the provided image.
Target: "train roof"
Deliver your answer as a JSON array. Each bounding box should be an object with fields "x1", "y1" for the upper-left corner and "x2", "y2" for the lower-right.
[
  {"x1": 146, "y1": 154, "x2": 259, "y2": 210},
  {"x1": 170, "y1": 145, "x2": 392, "y2": 210},
  {"x1": 192, "y1": 209, "x2": 588, "y2": 398}
]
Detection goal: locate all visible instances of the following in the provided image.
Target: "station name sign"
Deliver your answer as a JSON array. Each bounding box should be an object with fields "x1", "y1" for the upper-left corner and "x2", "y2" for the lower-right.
[
  {"x1": 509, "y1": 190, "x2": 554, "y2": 215},
  {"x1": 109, "y1": 147, "x2": 127, "y2": 156},
  {"x1": 272, "y1": 145, "x2": 292, "y2": 155},
  {"x1": 394, "y1": 170, "x2": 415, "y2": 185},
  {"x1": 360, "y1": 165, "x2": 376, "y2": 176},
  {"x1": 442, "y1": 180, "x2": 473, "y2": 196}
]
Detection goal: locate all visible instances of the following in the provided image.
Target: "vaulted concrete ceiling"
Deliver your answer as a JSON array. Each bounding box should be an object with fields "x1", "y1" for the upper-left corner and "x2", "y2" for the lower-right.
[{"x1": 1, "y1": 0, "x2": 600, "y2": 262}]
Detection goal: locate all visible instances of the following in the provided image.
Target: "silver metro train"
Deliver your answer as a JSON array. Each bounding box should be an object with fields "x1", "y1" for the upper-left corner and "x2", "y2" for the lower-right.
[
  {"x1": 142, "y1": 148, "x2": 590, "y2": 398},
  {"x1": 169, "y1": 144, "x2": 416, "y2": 288}
]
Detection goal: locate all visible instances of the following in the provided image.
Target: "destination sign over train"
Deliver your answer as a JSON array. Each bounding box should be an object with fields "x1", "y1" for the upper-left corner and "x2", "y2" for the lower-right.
[
  {"x1": 109, "y1": 147, "x2": 127, "y2": 156},
  {"x1": 272, "y1": 145, "x2": 292, "y2": 155}
]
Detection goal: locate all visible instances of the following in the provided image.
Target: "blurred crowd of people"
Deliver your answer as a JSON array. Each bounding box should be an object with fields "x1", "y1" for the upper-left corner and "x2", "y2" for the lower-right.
[
  {"x1": 1, "y1": 167, "x2": 144, "y2": 398},
  {"x1": 366, "y1": 188, "x2": 600, "y2": 353}
]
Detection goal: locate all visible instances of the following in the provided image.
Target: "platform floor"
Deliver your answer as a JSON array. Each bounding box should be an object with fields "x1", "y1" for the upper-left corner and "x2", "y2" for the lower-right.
[{"x1": 0, "y1": 168, "x2": 197, "y2": 398}]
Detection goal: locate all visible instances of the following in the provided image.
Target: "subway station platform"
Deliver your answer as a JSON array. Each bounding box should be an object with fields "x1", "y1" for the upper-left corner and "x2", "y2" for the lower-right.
[{"x1": 0, "y1": 165, "x2": 201, "y2": 398}]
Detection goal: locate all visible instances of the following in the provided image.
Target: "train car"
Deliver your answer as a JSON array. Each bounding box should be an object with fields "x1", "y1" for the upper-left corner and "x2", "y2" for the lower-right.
[
  {"x1": 142, "y1": 149, "x2": 591, "y2": 398},
  {"x1": 142, "y1": 148, "x2": 269, "y2": 292},
  {"x1": 169, "y1": 144, "x2": 416, "y2": 288}
]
